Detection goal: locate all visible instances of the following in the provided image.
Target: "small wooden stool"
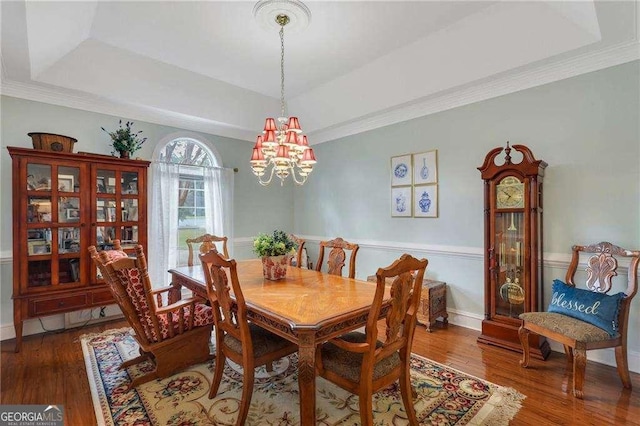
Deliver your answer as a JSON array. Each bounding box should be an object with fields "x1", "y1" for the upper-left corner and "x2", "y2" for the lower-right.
[{"x1": 367, "y1": 276, "x2": 448, "y2": 332}]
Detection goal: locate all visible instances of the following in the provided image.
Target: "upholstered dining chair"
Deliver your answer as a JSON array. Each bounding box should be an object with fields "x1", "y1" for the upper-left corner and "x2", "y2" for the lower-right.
[
  {"x1": 315, "y1": 237, "x2": 359, "y2": 279},
  {"x1": 519, "y1": 242, "x2": 639, "y2": 399},
  {"x1": 90, "y1": 243, "x2": 214, "y2": 389},
  {"x1": 200, "y1": 249, "x2": 298, "y2": 426},
  {"x1": 186, "y1": 233, "x2": 229, "y2": 266},
  {"x1": 316, "y1": 253, "x2": 428, "y2": 425},
  {"x1": 288, "y1": 234, "x2": 306, "y2": 268}
]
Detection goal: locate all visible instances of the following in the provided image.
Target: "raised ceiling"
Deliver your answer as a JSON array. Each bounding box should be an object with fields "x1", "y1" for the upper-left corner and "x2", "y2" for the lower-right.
[{"x1": 1, "y1": 1, "x2": 638, "y2": 144}]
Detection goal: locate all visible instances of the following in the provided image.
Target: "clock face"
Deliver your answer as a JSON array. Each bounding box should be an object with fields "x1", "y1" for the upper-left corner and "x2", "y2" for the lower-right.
[{"x1": 496, "y1": 177, "x2": 524, "y2": 209}]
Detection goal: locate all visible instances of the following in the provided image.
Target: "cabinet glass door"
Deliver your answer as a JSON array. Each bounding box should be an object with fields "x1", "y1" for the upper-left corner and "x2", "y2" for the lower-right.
[
  {"x1": 94, "y1": 168, "x2": 142, "y2": 250},
  {"x1": 25, "y1": 163, "x2": 84, "y2": 288}
]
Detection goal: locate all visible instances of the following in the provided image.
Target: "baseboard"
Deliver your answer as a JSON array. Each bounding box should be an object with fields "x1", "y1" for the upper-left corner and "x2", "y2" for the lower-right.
[
  {"x1": 446, "y1": 308, "x2": 483, "y2": 331},
  {"x1": 0, "y1": 305, "x2": 123, "y2": 342},
  {"x1": 64, "y1": 305, "x2": 123, "y2": 328}
]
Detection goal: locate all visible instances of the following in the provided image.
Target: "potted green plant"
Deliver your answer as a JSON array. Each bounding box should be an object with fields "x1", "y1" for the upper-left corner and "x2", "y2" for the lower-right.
[
  {"x1": 253, "y1": 230, "x2": 298, "y2": 280},
  {"x1": 101, "y1": 120, "x2": 147, "y2": 159}
]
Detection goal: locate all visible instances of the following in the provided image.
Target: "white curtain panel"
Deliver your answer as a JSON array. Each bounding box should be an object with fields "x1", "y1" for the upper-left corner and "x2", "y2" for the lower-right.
[
  {"x1": 149, "y1": 161, "x2": 180, "y2": 287},
  {"x1": 204, "y1": 167, "x2": 233, "y2": 257},
  {"x1": 204, "y1": 167, "x2": 235, "y2": 256}
]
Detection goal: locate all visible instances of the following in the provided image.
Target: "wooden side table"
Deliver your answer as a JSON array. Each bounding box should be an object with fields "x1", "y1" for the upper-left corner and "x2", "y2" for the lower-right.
[{"x1": 367, "y1": 276, "x2": 448, "y2": 332}]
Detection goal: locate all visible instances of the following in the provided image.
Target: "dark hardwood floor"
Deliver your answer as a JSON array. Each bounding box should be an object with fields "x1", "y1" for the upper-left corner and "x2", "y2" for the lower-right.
[{"x1": 1, "y1": 320, "x2": 638, "y2": 425}]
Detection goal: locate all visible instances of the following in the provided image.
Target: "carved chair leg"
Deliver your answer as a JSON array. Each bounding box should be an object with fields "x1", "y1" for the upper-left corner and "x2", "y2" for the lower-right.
[
  {"x1": 518, "y1": 325, "x2": 531, "y2": 367},
  {"x1": 358, "y1": 387, "x2": 374, "y2": 426},
  {"x1": 237, "y1": 362, "x2": 255, "y2": 426},
  {"x1": 399, "y1": 367, "x2": 418, "y2": 426},
  {"x1": 572, "y1": 347, "x2": 587, "y2": 399},
  {"x1": 209, "y1": 352, "x2": 226, "y2": 399},
  {"x1": 614, "y1": 345, "x2": 632, "y2": 389},
  {"x1": 265, "y1": 361, "x2": 274, "y2": 372}
]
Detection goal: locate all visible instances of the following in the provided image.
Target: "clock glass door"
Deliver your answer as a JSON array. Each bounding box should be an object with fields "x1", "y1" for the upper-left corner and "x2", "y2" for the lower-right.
[{"x1": 494, "y1": 211, "x2": 525, "y2": 318}]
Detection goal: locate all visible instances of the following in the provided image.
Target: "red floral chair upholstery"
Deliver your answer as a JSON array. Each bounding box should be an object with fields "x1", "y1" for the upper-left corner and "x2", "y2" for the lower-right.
[{"x1": 90, "y1": 242, "x2": 213, "y2": 389}]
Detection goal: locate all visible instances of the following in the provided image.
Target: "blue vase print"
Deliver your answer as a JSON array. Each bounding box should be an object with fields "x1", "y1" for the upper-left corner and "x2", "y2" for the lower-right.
[
  {"x1": 395, "y1": 193, "x2": 407, "y2": 213},
  {"x1": 418, "y1": 191, "x2": 431, "y2": 213},
  {"x1": 420, "y1": 158, "x2": 429, "y2": 180}
]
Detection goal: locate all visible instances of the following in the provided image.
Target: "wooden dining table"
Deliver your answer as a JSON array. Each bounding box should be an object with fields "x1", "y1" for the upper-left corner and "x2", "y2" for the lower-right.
[{"x1": 169, "y1": 259, "x2": 390, "y2": 426}]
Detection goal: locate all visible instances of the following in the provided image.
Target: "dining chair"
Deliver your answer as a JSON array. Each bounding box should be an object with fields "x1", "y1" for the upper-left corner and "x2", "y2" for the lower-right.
[
  {"x1": 186, "y1": 233, "x2": 229, "y2": 266},
  {"x1": 316, "y1": 253, "x2": 428, "y2": 425},
  {"x1": 90, "y1": 242, "x2": 214, "y2": 390},
  {"x1": 315, "y1": 237, "x2": 359, "y2": 279},
  {"x1": 200, "y1": 249, "x2": 298, "y2": 426},
  {"x1": 519, "y1": 242, "x2": 639, "y2": 398},
  {"x1": 288, "y1": 234, "x2": 306, "y2": 268}
]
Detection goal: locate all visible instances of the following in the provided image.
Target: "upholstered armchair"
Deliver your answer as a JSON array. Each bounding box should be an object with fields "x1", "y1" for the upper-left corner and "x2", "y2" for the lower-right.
[{"x1": 90, "y1": 243, "x2": 214, "y2": 389}]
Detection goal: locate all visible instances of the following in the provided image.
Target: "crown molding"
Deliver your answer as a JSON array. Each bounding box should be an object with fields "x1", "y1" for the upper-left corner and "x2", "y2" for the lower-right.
[
  {"x1": 308, "y1": 40, "x2": 640, "y2": 144},
  {"x1": 0, "y1": 80, "x2": 257, "y2": 143},
  {"x1": 1, "y1": 40, "x2": 638, "y2": 146}
]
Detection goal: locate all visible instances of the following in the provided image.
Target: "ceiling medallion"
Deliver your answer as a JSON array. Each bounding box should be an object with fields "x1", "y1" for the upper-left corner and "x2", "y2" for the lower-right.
[{"x1": 253, "y1": 0, "x2": 311, "y2": 34}]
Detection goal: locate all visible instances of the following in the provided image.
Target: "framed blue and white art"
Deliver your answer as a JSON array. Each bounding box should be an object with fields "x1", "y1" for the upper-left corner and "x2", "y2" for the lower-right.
[
  {"x1": 413, "y1": 184, "x2": 438, "y2": 218},
  {"x1": 391, "y1": 186, "x2": 412, "y2": 217},
  {"x1": 390, "y1": 154, "x2": 412, "y2": 187},
  {"x1": 413, "y1": 150, "x2": 437, "y2": 185}
]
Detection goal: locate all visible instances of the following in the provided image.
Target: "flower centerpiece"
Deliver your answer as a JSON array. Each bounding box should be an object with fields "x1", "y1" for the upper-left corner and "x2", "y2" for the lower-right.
[
  {"x1": 253, "y1": 230, "x2": 298, "y2": 280},
  {"x1": 101, "y1": 120, "x2": 147, "y2": 159}
]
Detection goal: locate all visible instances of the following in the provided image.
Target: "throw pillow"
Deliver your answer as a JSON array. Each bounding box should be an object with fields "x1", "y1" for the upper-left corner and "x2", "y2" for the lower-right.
[{"x1": 548, "y1": 279, "x2": 624, "y2": 337}]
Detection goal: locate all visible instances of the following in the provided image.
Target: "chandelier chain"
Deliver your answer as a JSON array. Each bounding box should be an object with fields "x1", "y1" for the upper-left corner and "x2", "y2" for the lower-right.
[{"x1": 280, "y1": 24, "x2": 286, "y2": 119}]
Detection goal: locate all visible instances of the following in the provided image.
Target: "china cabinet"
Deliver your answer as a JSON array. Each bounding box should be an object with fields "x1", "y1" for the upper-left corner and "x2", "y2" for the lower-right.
[
  {"x1": 8, "y1": 147, "x2": 149, "y2": 352},
  {"x1": 477, "y1": 142, "x2": 550, "y2": 359}
]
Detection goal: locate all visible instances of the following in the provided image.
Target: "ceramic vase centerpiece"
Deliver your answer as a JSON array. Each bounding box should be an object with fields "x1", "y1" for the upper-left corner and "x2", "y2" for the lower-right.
[
  {"x1": 101, "y1": 120, "x2": 147, "y2": 159},
  {"x1": 253, "y1": 230, "x2": 298, "y2": 281}
]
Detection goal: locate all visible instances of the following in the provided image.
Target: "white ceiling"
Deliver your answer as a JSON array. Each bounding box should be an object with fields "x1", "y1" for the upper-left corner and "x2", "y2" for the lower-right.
[{"x1": 1, "y1": 1, "x2": 638, "y2": 145}]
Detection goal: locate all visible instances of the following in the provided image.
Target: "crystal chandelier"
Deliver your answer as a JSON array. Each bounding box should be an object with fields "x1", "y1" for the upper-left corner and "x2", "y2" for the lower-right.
[{"x1": 250, "y1": 1, "x2": 316, "y2": 186}]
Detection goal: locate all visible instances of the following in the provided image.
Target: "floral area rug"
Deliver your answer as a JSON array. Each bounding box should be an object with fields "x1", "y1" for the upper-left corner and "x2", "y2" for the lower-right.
[{"x1": 81, "y1": 327, "x2": 525, "y2": 425}]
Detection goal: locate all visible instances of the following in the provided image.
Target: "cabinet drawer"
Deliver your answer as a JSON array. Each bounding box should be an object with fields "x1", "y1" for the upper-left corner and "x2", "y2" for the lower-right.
[
  {"x1": 30, "y1": 294, "x2": 88, "y2": 316},
  {"x1": 92, "y1": 289, "x2": 115, "y2": 305}
]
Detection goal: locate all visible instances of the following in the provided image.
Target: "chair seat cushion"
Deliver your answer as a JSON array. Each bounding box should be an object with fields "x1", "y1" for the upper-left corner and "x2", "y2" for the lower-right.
[
  {"x1": 223, "y1": 323, "x2": 293, "y2": 358},
  {"x1": 520, "y1": 312, "x2": 618, "y2": 342},
  {"x1": 547, "y1": 279, "x2": 624, "y2": 336},
  {"x1": 320, "y1": 332, "x2": 400, "y2": 383},
  {"x1": 156, "y1": 303, "x2": 213, "y2": 341}
]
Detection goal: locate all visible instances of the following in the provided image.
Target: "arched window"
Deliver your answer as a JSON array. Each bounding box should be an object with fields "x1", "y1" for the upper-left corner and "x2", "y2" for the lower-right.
[{"x1": 148, "y1": 136, "x2": 233, "y2": 286}]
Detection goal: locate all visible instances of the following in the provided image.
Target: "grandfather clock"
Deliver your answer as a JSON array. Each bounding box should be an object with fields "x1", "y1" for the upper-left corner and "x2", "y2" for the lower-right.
[{"x1": 477, "y1": 142, "x2": 550, "y2": 360}]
